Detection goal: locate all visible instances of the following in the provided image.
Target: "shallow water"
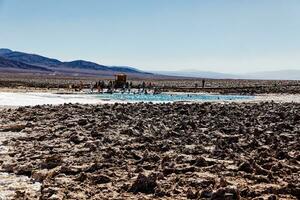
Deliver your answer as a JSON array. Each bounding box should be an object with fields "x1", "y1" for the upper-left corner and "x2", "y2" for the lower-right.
[
  {"x1": 0, "y1": 92, "x2": 254, "y2": 106},
  {"x1": 96, "y1": 93, "x2": 254, "y2": 102}
]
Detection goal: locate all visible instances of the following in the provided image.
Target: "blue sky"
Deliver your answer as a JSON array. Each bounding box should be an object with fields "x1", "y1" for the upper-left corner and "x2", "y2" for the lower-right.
[{"x1": 0, "y1": 0, "x2": 299, "y2": 73}]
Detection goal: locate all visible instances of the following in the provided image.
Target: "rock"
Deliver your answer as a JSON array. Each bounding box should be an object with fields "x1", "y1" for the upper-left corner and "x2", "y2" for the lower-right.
[
  {"x1": 75, "y1": 172, "x2": 87, "y2": 182},
  {"x1": 77, "y1": 118, "x2": 88, "y2": 126},
  {"x1": 192, "y1": 156, "x2": 209, "y2": 167},
  {"x1": 48, "y1": 192, "x2": 66, "y2": 200},
  {"x1": 32, "y1": 169, "x2": 50, "y2": 182},
  {"x1": 187, "y1": 188, "x2": 199, "y2": 199},
  {"x1": 268, "y1": 194, "x2": 277, "y2": 200},
  {"x1": 200, "y1": 189, "x2": 213, "y2": 198},
  {"x1": 69, "y1": 133, "x2": 85, "y2": 144},
  {"x1": 0, "y1": 124, "x2": 26, "y2": 132},
  {"x1": 1, "y1": 162, "x2": 17, "y2": 173},
  {"x1": 129, "y1": 173, "x2": 158, "y2": 194},
  {"x1": 211, "y1": 186, "x2": 240, "y2": 200},
  {"x1": 13, "y1": 191, "x2": 29, "y2": 200},
  {"x1": 238, "y1": 161, "x2": 253, "y2": 173},
  {"x1": 89, "y1": 174, "x2": 111, "y2": 184},
  {"x1": 41, "y1": 155, "x2": 62, "y2": 169},
  {"x1": 14, "y1": 163, "x2": 33, "y2": 176}
]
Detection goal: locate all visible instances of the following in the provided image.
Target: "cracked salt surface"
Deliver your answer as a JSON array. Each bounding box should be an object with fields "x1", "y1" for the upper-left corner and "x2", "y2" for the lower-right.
[{"x1": 0, "y1": 132, "x2": 41, "y2": 199}]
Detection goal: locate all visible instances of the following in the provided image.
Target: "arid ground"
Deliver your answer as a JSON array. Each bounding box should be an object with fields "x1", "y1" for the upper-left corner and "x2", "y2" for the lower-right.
[
  {"x1": 0, "y1": 75, "x2": 299, "y2": 200},
  {"x1": 0, "y1": 73, "x2": 300, "y2": 94}
]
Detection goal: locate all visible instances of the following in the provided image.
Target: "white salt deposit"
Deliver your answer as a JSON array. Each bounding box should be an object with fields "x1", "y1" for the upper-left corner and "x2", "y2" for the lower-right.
[
  {"x1": 0, "y1": 92, "x2": 105, "y2": 106},
  {"x1": 0, "y1": 92, "x2": 299, "y2": 107},
  {"x1": 0, "y1": 132, "x2": 41, "y2": 199}
]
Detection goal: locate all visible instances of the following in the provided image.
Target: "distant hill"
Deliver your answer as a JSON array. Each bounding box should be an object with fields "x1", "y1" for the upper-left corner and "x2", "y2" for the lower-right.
[
  {"x1": 1, "y1": 48, "x2": 299, "y2": 80},
  {"x1": 153, "y1": 69, "x2": 300, "y2": 80},
  {"x1": 0, "y1": 57, "x2": 52, "y2": 73},
  {"x1": 58, "y1": 60, "x2": 110, "y2": 71},
  {"x1": 0, "y1": 50, "x2": 61, "y2": 67},
  {"x1": 0, "y1": 48, "x2": 154, "y2": 77},
  {"x1": 153, "y1": 70, "x2": 239, "y2": 79},
  {"x1": 241, "y1": 70, "x2": 300, "y2": 80},
  {"x1": 0, "y1": 48, "x2": 13, "y2": 55},
  {"x1": 110, "y1": 66, "x2": 146, "y2": 73}
]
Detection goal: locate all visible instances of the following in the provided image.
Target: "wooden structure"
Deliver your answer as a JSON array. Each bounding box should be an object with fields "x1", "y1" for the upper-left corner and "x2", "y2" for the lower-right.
[{"x1": 114, "y1": 73, "x2": 127, "y2": 88}]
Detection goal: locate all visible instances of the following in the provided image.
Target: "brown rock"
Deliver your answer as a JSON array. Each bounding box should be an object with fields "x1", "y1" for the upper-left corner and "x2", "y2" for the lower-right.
[{"x1": 129, "y1": 173, "x2": 158, "y2": 194}]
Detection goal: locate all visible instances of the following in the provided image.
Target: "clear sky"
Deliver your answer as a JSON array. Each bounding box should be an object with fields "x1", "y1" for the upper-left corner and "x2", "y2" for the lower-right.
[{"x1": 0, "y1": 0, "x2": 299, "y2": 73}]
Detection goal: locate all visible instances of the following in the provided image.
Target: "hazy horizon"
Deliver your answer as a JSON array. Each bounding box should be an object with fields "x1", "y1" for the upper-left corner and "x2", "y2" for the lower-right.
[{"x1": 1, "y1": 0, "x2": 300, "y2": 73}]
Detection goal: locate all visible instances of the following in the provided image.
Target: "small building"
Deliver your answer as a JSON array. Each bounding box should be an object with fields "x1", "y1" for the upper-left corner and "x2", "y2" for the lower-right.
[{"x1": 114, "y1": 73, "x2": 127, "y2": 88}]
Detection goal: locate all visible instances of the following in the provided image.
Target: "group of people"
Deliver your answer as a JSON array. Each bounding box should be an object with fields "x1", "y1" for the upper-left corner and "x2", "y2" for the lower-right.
[
  {"x1": 91, "y1": 80, "x2": 132, "y2": 93},
  {"x1": 87, "y1": 80, "x2": 159, "y2": 94},
  {"x1": 72, "y1": 79, "x2": 206, "y2": 94}
]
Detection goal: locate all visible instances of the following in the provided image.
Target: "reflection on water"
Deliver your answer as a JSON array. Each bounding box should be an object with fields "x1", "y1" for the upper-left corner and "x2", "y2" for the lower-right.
[{"x1": 96, "y1": 93, "x2": 254, "y2": 102}]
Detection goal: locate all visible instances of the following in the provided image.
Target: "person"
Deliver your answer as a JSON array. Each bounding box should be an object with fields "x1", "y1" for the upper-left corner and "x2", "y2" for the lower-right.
[
  {"x1": 90, "y1": 82, "x2": 94, "y2": 93},
  {"x1": 153, "y1": 88, "x2": 161, "y2": 95},
  {"x1": 129, "y1": 81, "x2": 133, "y2": 88},
  {"x1": 122, "y1": 84, "x2": 126, "y2": 93},
  {"x1": 202, "y1": 79, "x2": 205, "y2": 88},
  {"x1": 80, "y1": 81, "x2": 83, "y2": 91}
]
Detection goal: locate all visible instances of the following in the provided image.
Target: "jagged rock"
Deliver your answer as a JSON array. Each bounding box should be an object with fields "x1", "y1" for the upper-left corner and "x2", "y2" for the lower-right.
[
  {"x1": 1, "y1": 162, "x2": 17, "y2": 173},
  {"x1": 129, "y1": 173, "x2": 158, "y2": 194},
  {"x1": 268, "y1": 194, "x2": 277, "y2": 200},
  {"x1": 192, "y1": 156, "x2": 216, "y2": 167},
  {"x1": 69, "y1": 133, "x2": 85, "y2": 144},
  {"x1": 0, "y1": 124, "x2": 26, "y2": 132},
  {"x1": 211, "y1": 186, "x2": 240, "y2": 200},
  {"x1": 77, "y1": 118, "x2": 88, "y2": 126},
  {"x1": 238, "y1": 161, "x2": 253, "y2": 173},
  {"x1": 89, "y1": 174, "x2": 111, "y2": 184},
  {"x1": 32, "y1": 169, "x2": 50, "y2": 182},
  {"x1": 0, "y1": 102, "x2": 299, "y2": 199},
  {"x1": 41, "y1": 155, "x2": 62, "y2": 169},
  {"x1": 187, "y1": 188, "x2": 199, "y2": 199}
]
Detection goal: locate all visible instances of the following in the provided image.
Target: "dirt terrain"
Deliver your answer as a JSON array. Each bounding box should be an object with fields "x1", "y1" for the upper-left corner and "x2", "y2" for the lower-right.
[
  {"x1": 0, "y1": 102, "x2": 299, "y2": 199},
  {"x1": 1, "y1": 74, "x2": 300, "y2": 94}
]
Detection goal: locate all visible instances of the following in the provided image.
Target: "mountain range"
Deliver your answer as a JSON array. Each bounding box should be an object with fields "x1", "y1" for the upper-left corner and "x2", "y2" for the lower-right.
[
  {"x1": 153, "y1": 70, "x2": 239, "y2": 79},
  {"x1": 153, "y1": 69, "x2": 300, "y2": 80},
  {"x1": 0, "y1": 48, "x2": 299, "y2": 80},
  {"x1": 0, "y1": 48, "x2": 153, "y2": 78}
]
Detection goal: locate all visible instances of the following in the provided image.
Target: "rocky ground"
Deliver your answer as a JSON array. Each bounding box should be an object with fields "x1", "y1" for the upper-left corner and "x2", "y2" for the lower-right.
[{"x1": 0, "y1": 102, "x2": 299, "y2": 199}]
